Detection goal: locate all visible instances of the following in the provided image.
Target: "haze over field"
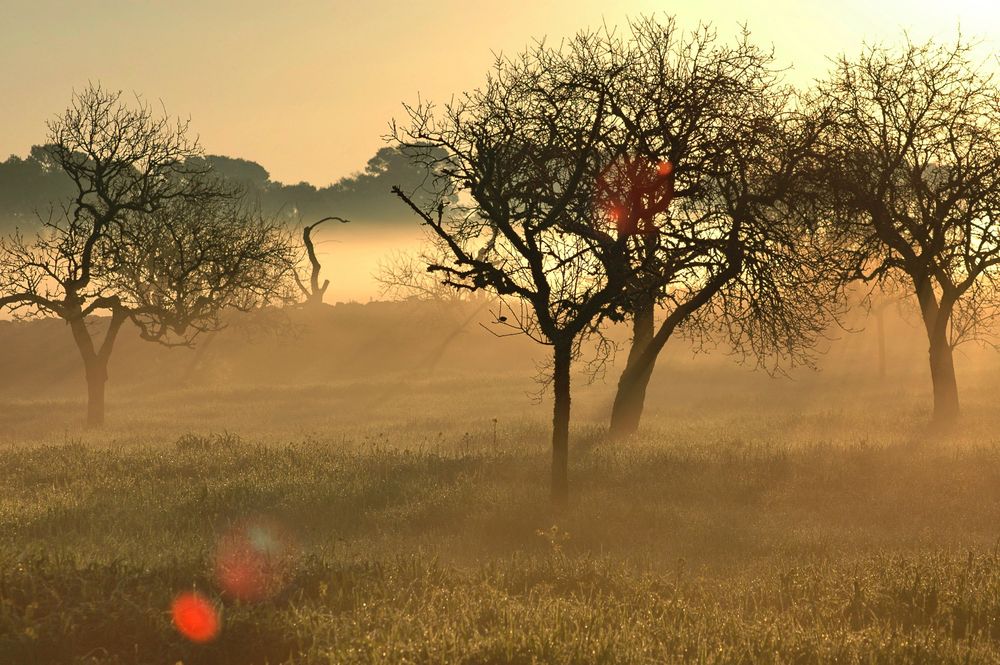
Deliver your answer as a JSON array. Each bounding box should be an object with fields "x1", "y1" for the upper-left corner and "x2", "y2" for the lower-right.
[{"x1": 6, "y1": 2, "x2": 1000, "y2": 663}]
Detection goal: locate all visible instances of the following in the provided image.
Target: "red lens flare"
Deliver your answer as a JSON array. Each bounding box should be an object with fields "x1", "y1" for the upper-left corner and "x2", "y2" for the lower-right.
[
  {"x1": 214, "y1": 518, "x2": 295, "y2": 602},
  {"x1": 596, "y1": 155, "x2": 676, "y2": 236},
  {"x1": 171, "y1": 592, "x2": 220, "y2": 643}
]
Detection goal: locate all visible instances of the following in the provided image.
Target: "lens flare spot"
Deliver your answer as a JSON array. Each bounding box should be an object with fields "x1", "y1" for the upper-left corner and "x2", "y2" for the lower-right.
[
  {"x1": 595, "y1": 154, "x2": 676, "y2": 236},
  {"x1": 171, "y1": 592, "x2": 220, "y2": 643},
  {"x1": 214, "y1": 518, "x2": 295, "y2": 602}
]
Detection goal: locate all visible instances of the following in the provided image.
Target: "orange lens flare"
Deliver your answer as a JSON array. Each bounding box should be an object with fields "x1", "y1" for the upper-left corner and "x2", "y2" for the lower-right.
[
  {"x1": 214, "y1": 518, "x2": 295, "y2": 602},
  {"x1": 596, "y1": 155, "x2": 676, "y2": 236},
  {"x1": 171, "y1": 592, "x2": 220, "y2": 643}
]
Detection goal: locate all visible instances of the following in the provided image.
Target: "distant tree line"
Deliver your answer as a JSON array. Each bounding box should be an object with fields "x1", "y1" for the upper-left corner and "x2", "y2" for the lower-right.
[{"x1": 0, "y1": 144, "x2": 441, "y2": 231}]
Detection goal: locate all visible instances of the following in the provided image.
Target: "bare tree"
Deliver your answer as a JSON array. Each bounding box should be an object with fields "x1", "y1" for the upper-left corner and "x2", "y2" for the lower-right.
[
  {"x1": 580, "y1": 18, "x2": 840, "y2": 437},
  {"x1": 815, "y1": 37, "x2": 1000, "y2": 423},
  {"x1": 293, "y1": 215, "x2": 349, "y2": 306},
  {"x1": 0, "y1": 85, "x2": 295, "y2": 426},
  {"x1": 391, "y1": 33, "x2": 631, "y2": 505},
  {"x1": 389, "y1": 19, "x2": 843, "y2": 495}
]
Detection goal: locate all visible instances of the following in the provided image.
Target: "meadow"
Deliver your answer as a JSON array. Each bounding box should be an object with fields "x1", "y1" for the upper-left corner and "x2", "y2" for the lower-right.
[{"x1": 3, "y1": 301, "x2": 1000, "y2": 663}]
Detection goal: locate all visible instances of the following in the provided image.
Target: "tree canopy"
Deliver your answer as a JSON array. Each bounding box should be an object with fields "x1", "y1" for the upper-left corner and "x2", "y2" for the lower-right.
[
  {"x1": 813, "y1": 37, "x2": 1000, "y2": 422},
  {"x1": 0, "y1": 85, "x2": 296, "y2": 426}
]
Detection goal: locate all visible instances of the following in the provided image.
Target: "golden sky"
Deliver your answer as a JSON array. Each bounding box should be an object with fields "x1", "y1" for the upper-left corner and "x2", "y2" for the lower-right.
[{"x1": 2, "y1": 0, "x2": 998, "y2": 187}]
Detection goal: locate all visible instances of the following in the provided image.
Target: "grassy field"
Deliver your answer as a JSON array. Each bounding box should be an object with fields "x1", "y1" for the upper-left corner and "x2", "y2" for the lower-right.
[{"x1": 4, "y1": 304, "x2": 1000, "y2": 663}]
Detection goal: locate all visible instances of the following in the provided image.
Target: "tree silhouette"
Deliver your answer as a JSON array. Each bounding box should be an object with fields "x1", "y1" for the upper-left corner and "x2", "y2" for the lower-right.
[
  {"x1": 572, "y1": 18, "x2": 840, "y2": 438},
  {"x1": 390, "y1": 19, "x2": 844, "y2": 497},
  {"x1": 0, "y1": 85, "x2": 295, "y2": 426},
  {"x1": 391, "y1": 32, "x2": 631, "y2": 505},
  {"x1": 815, "y1": 37, "x2": 1000, "y2": 423},
  {"x1": 293, "y1": 216, "x2": 349, "y2": 306}
]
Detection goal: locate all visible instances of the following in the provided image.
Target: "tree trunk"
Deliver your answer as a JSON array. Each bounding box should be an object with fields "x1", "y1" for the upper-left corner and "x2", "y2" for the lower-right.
[
  {"x1": 927, "y1": 326, "x2": 959, "y2": 423},
  {"x1": 609, "y1": 295, "x2": 656, "y2": 438},
  {"x1": 551, "y1": 340, "x2": 572, "y2": 506},
  {"x1": 84, "y1": 358, "x2": 108, "y2": 428},
  {"x1": 915, "y1": 280, "x2": 959, "y2": 423},
  {"x1": 67, "y1": 311, "x2": 126, "y2": 428},
  {"x1": 605, "y1": 258, "x2": 736, "y2": 439}
]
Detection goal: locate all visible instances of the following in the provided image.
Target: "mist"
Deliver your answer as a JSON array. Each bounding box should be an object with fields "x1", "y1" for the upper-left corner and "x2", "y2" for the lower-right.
[{"x1": 6, "y1": 4, "x2": 1000, "y2": 664}]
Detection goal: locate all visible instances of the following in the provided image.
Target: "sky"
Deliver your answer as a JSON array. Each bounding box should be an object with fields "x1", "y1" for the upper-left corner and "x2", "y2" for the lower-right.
[{"x1": 3, "y1": 0, "x2": 999, "y2": 187}]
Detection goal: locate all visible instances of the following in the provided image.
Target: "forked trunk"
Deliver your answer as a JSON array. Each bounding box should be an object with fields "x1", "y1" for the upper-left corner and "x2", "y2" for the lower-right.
[
  {"x1": 68, "y1": 311, "x2": 125, "y2": 428},
  {"x1": 551, "y1": 339, "x2": 572, "y2": 506},
  {"x1": 606, "y1": 254, "x2": 737, "y2": 439}
]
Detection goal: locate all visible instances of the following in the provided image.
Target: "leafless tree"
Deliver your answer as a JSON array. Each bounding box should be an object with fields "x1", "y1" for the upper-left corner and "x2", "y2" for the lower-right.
[
  {"x1": 389, "y1": 19, "x2": 844, "y2": 497},
  {"x1": 293, "y1": 215, "x2": 349, "y2": 306},
  {"x1": 576, "y1": 18, "x2": 841, "y2": 438},
  {"x1": 391, "y1": 32, "x2": 632, "y2": 505},
  {"x1": 0, "y1": 85, "x2": 295, "y2": 426},
  {"x1": 814, "y1": 37, "x2": 1000, "y2": 423}
]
